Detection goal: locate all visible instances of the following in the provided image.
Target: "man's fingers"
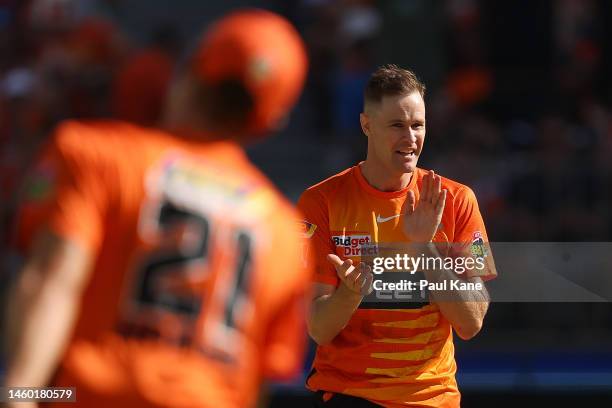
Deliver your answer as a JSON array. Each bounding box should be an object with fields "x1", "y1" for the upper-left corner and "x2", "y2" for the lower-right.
[
  {"x1": 326, "y1": 256, "x2": 374, "y2": 293},
  {"x1": 427, "y1": 170, "x2": 435, "y2": 203},
  {"x1": 406, "y1": 190, "x2": 416, "y2": 214},
  {"x1": 342, "y1": 263, "x2": 374, "y2": 294},
  {"x1": 344, "y1": 265, "x2": 362, "y2": 285},
  {"x1": 359, "y1": 262, "x2": 371, "y2": 278},
  {"x1": 436, "y1": 189, "x2": 447, "y2": 214},
  {"x1": 326, "y1": 253, "x2": 344, "y2": 268},
  {"x1": 358, "y1": 264, "x2": 373, "y2": 295},
  {"x1": 419, "y1": 175, "x2": 428, "y2": 205},
  {"x1": 361, "y1": 270, "x2": 374, "y2": 295},
  {"x1": 327, "y1": 254, "x2": 355, "y2": 278},
  {"x1": 431, "y1": 174, "x2": 442, "y2": 206},
  {"x1": 354, "y1": 262, "x2": 370, "y2": 280}
]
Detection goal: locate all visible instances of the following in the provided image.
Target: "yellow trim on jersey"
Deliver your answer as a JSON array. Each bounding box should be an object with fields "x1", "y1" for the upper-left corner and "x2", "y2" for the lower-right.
[
  {"x1": 370, "y1": 347, "x2": 436, "y2": 361},
  {"x1": 372, "y1": 313, "x2": 439, "y2": 329}
]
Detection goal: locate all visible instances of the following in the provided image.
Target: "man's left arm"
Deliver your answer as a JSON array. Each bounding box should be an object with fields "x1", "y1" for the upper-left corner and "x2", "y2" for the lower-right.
[
  {"x1": 4, "y1": 231, "x2": 92, "y2": 393},
  {"x1": 5, "y1": 123, "x2": 106, "y2": 394},
  {"x1": 426, "y1": 185, "x2": 495, "y2": 340},
  {"x1": 404, "y1": 173, "x2": 495, "y2": 340},
  {"x1": 422, "y1": 244, "x2": 490, "y2": 340}
]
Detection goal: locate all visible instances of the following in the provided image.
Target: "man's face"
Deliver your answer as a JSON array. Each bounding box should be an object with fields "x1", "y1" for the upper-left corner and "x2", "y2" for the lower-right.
[{"x1": 360, "y1": 91, "x2": 426, "y2": 175}]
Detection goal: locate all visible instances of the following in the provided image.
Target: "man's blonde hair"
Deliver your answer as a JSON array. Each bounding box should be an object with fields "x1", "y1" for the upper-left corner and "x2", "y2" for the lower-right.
[{"x1": 364, "y1": 64, "x2": 426, "y2": 109}]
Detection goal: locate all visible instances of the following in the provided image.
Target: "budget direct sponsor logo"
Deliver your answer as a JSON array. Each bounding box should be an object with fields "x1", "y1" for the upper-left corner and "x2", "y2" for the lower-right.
[{"x1": 332, "y1": 233, "x2": 378, "y2": 256}]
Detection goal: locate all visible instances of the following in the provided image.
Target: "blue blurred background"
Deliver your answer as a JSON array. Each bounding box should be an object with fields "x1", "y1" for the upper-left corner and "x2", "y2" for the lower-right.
[{"x1": 1, "y1": 0, "x2": 611, "y2": 405}]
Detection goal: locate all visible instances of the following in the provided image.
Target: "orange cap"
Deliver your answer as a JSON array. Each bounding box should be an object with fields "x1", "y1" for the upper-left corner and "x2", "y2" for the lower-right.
[{"x1": 191, "y1": 9, "x2": 308, "y2": 135}]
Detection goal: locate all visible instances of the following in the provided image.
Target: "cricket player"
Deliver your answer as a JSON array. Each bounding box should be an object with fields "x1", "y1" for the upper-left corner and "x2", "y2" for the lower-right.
[
  {"x1": 5, "y1": 9, "x2": 309, "y2": 408},
  {"x1": 299, "y1": 65, "x2": 496, "y2": 407}
]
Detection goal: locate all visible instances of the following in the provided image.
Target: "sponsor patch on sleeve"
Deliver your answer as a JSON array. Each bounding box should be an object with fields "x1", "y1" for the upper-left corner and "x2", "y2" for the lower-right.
[{"x1": 470, "y1": 231, "x2": 488, "y2": 259}]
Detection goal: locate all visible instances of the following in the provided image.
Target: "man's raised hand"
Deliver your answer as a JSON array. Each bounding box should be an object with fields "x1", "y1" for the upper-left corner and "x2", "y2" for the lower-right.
[
  {"x1": 403, "y1": 170, "x2": 446, "y2": 243},
  {"x1": 326, "y1": 254, "x2": 373, "y2": 296}
]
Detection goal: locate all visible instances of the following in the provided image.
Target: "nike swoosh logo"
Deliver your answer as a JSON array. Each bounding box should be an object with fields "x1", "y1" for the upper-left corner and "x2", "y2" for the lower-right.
[{"x1": 376, "y1": 214, "x2": 401, "y2": 223}]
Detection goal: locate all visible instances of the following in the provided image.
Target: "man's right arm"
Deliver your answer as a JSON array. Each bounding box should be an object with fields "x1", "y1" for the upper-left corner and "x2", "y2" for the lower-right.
[
  {"x1": 298, "y1": 188, "x2": 372, "y2": 345},
  {"x1": 307, "y1": 256, "x2": 372, "y2": 345}
]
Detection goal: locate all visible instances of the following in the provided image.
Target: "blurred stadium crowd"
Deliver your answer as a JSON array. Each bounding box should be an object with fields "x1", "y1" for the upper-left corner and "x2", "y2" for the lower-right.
[{"x1": 1, "y1": 0, "x2": 611, "y2": 396}]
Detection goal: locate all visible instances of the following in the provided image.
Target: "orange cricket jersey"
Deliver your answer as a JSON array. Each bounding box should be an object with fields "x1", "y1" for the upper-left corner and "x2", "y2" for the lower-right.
[
  {"x1": 16, "y1": 120, "x2": 310, "y2": 408},
  {"x1": 297, "y1": 164, "x2": 497, "y2": 408}
]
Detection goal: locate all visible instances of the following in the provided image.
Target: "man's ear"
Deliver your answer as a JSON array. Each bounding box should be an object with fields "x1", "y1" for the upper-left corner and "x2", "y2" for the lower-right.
[{"x1": 360, "y1": 112, "x2": 371, "y2": 137}]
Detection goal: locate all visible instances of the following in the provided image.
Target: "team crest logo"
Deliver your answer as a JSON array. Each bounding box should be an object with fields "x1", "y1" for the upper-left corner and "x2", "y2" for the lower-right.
[{"x1": 299, "y1": 220, "x2": 317, "y2": 238}]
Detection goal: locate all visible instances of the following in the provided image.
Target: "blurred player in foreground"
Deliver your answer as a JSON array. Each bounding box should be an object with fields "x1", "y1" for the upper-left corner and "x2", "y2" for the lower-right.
[
  {"x1": 298, "y1": 65, "x2": 496, "y2": 407},
  {"x1": 4, "y1": 9, "x2": 309, "y2": 408}
]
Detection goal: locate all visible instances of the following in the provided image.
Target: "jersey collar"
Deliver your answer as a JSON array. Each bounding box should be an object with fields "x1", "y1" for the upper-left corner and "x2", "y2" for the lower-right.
[{"x1": 353, "y1": 163, "x2": 420, "y2": 199}]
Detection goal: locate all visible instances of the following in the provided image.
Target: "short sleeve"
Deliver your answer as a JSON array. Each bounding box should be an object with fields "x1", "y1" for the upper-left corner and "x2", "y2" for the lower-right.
[
  {"x1": 16, "y1": 122, "x2": 108, "y2": 254},
  {"x1": 297, "y1": 188, "x2": 338, "y2": 286},
  {"x1": 452, "y1": 186, "x2": 497, "y2": 281}
]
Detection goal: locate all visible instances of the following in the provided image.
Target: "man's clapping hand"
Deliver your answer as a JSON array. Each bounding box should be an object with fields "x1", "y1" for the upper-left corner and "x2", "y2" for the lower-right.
[{"x1": 326, "y1": 254, "x2": 373, "y2": 296}]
